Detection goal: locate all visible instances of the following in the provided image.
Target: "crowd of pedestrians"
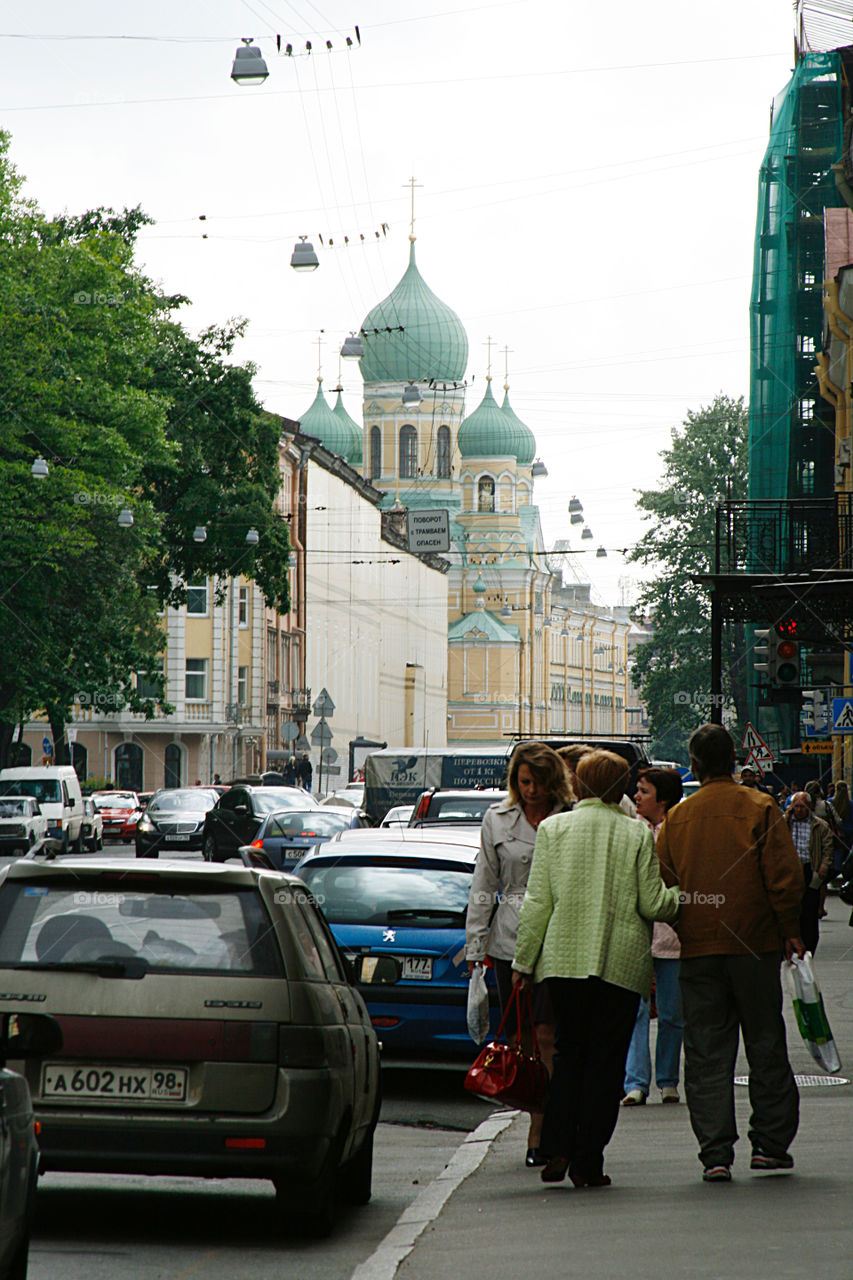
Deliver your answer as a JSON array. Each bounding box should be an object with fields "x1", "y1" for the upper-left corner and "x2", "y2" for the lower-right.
[{"x1": 465, "y1": 727, "x2": 844, "y2": 1186}]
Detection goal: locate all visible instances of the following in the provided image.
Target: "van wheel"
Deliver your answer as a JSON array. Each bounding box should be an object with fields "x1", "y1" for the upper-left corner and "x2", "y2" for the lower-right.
[
  {"x1": 339, "y1": 1128, "x2": 373, "y2": 1206},
  {"x1": 274, "y1": 1165, "x2": 337, "y2": 1238},
  {"x1": 70, "y1": 832, "x2": 83, "y2": 854}
]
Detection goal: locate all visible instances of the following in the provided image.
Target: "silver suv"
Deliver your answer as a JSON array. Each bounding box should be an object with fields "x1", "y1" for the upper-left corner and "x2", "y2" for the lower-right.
[{"x1": 0, "y1": 858, "x2": 382, "y2": 1235}]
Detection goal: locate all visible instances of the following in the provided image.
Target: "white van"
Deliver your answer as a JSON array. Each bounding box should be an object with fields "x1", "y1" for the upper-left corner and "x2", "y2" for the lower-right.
[{"x1": 0, "y1": 766, "x2": 84, "y2": 853}]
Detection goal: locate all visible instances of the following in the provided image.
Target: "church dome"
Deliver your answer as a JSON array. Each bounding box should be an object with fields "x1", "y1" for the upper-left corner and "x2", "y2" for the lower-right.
[
  {"x1": 359, "y1": 242, "x2": 468, "y2": 384},
  {"x1": 299, "y1": 380, "x2": 359, "y2": 462},
  {"x1": 501, "y1": 389, "x2": 536, "y2": 465},
  {"x1": 458, "y1": 379, "x2": 519, "y2": 458},
  {"x1": 332, "y1": 389, "x2": 363, "y2": 466}
]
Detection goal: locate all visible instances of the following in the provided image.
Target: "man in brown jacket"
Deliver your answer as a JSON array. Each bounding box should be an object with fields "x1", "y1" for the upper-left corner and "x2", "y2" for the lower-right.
[{"x1": 656, "y1": 724, "x2": 804, "y2": 1184}]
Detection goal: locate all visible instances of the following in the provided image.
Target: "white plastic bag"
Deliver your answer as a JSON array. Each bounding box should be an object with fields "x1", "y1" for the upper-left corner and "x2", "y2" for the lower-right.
[
  {"x1": 783, "y1": 952, "x2": 841, "y2": 1074},
  {"x1": 467, "y1": 964, "x2": 490, "y2": 1044}
]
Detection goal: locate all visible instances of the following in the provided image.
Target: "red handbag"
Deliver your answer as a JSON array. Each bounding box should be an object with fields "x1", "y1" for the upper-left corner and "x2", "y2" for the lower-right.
[{"x1": 464, "y1": 984, "x2": 549, "y2": 1113}]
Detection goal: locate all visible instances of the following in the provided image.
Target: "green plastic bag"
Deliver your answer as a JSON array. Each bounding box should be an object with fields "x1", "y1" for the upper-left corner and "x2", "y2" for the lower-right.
[{"x1": 784, "y1": 953, "x2": 841, "y2": 1074}]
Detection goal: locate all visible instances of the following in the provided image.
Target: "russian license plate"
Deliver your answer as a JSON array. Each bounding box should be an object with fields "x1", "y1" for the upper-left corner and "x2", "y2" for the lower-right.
[
  {"x1": 402, "y1": 956, "x2": 433, "y2": 981},
  {"x1": 169, "y1": 834, "x2": 191, "y2": 842},
  {"x1": 42, "y1": 1063, "x2": 188, "y2": 1102}
]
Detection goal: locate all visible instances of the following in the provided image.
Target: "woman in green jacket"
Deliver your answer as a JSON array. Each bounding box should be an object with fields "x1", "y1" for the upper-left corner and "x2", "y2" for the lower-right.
[{"x1": 513, "y1": 749, "x2": 680, "y2": 1187}]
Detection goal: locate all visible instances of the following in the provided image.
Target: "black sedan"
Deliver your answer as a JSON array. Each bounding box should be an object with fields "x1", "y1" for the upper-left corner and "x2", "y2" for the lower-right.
[
  {"x1": 241, "y1": 805, "x2": 371, "y2": 871},
  {"x1": 202, "y1": 785, "x2": 317, "y2": 862},
  {"x1": 135, "y1": 788, "x2": 220, "y2": 857}
]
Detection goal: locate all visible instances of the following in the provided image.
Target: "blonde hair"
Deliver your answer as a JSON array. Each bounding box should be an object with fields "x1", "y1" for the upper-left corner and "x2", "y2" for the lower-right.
[
  {"x1": 556, "y1": 743, "x2": 594, "y2": 771},
  {"x1": 575, "y1": 749, "x2": 629, "y2": 804},
  {"x1": 506, "y1": 741, "x2": 574, "y2": 809}
]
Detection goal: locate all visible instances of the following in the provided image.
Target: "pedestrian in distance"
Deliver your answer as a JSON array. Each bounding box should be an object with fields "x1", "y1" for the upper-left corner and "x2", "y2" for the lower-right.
[
  {"x1": 785, "y1": 791, "x2": 833, "y2": 954},
  {"x1": 466, "y1": 740, "x2": 573, "y2": 1167},
  {"x1": 297, "y1": 752, "x2": 313, "y2": 794},
  {"x1": 282, "y1": 755, "x2": 298, "y2": 787},
  {"x1": 656, "y1": 723, "x2": 805, "y2": 1184},
  {"x1": 513, "y1": 749, "x2": 680, "y2": 1188},
  {"x1": 622, "y1": 766, "x2": 684, "y2": 1108}
]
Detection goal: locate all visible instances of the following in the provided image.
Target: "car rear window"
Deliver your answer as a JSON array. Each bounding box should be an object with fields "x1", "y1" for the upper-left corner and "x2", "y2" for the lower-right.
[
  {"x1": 427, "y1": 797, "x2": 496, "y2": 822},
  {"x1": 0, "y1": 878, "x2": 283, "y2": 977},
  {"x1": 92, "y1": 793, "x2": 137, "y2": 809},
  {"x1": 268, "y1": 811, "x2": 350, "y2": 839},
  {"x1": 298, "y1": 857, "x2": 472, "y2": 927}
]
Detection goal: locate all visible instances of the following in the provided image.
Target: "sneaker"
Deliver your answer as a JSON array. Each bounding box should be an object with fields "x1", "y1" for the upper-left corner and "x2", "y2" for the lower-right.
[
  {"x1": 660, "y1": 1086, "x2": 680, "y2": 1104},
  {"x1": 750, "y1": 1148, "x2": 794, "y2": 1171},
  {"x1": 621, "y1": 1089, "x2": 646, "y2": 1106},
  {"x1": 702, "y1": 1165, "x2": 732, "y2": 1182}
]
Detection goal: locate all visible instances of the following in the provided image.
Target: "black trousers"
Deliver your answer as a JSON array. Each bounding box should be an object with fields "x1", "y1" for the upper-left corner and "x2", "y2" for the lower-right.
[
  {"x1": 799, "y1": 863, "x2": 820, "y2": 955},
  {"x1": 679, "y1": 953, "x2": 799, "y2": 1170},
  {"x1": 540, "y1": 976, "x2": 639, "y2": 1178}
]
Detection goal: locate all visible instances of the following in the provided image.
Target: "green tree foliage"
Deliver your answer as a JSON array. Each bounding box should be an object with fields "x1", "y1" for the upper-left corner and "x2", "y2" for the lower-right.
[
  {"x1": 628, "y1": 395, "x2": 749, "y2": 754},
  {"x1": 0, "y1": 133, "x2": 289, "y2": 765}
]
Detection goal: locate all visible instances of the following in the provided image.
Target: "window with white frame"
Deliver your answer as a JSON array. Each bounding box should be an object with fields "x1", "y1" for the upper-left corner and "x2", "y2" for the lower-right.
[
  {"x1": 186, "y1": 579, "x2": 209, "y2": 616},
  {"x1": 399, "y1": 425, "x2": 417, "y2": 478},
  {"x1": 185, "y1": 658, "x2": 208, "y2": 701},
  {"x1": 478, "y1": 476, "x2": 495, "y2": 512},
  {"x1": 136, "y1": 658, "x2": 165, "y2": 701},
  {"x1": 237, "y1": 665, "x2": 249, "y2": 708},
  {"x1": 238, "y1": 585, "x2": 249, "y2": 627}
]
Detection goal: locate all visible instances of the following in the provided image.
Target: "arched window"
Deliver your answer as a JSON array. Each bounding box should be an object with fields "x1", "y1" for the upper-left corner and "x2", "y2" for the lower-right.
[
  {"x1": 399, "y1": 425, "x2": 417, "y2": 478},
  {"x1": 478, "y1": 476, "x2": 495, "y2": 512},
  {"x1": 165, "y1": 744, "x2": 182, "y2": 789},
  {"x1": 370, "y1": 426, "x2": 382, "y2": 480},
  {"x1": 436, "y1": 425, "x2": 451, "y2": 478},
  {"x1": 115, "y1": 742, "x2": 143, "y2": 792}
]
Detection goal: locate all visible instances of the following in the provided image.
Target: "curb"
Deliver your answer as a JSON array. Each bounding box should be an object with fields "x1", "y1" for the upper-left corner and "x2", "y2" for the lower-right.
[{"x1": 351, "y1": 1110, "x2": 517, "y2": 1280}]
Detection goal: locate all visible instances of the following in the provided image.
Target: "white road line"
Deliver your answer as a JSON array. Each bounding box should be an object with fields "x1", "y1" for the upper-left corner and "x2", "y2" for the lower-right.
[{"x1": 351, "y1": 1110, "x2": 517, "y2": 1280}]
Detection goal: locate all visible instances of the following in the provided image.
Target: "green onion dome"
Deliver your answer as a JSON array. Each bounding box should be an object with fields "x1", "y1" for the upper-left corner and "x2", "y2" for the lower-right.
[
  {"x1": 299, "y1": 380, "x2": 359, "y2": 463},
  {"x1": 458, "y1": 379, "x2": 520, "y2": 458},
  {"x1": 501, "y1": 389, "x2": 536, "y2": 465},
  {"x1": 332, "y1": 389, "x2": 363, "y2": 466},
  {"x1": 359, "y1": 241, "x2": 468, "y2": 384}
]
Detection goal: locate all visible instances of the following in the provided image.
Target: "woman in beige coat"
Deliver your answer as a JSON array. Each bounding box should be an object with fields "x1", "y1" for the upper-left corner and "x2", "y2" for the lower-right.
[{"x1": 466, "y1": 741, "x2": 573, "y2": 1165}]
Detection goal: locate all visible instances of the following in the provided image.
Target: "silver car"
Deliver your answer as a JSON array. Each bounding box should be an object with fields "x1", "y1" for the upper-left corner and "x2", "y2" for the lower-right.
[{"x1": 0, "y1": 858, "x2": 383, "y2": 1235}]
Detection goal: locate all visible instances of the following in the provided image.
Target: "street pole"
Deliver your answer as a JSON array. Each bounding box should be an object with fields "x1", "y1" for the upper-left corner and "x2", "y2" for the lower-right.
[{"x1": 710, "y1": 587, "x2": 723, "y2": 725}]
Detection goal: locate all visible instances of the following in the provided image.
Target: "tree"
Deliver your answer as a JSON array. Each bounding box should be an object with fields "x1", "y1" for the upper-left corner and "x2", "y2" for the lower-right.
[
  {"x1": 0, "y1": 134, "x2": 289, "y2": 765},
  {"x1": 628, "y1": 395, "x2": 749, "y2": 754}
]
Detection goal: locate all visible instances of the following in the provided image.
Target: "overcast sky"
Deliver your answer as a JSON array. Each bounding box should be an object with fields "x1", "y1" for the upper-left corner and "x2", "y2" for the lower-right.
[{"x1": 2, "y1": 0, "x2": 799, "y2": 605}]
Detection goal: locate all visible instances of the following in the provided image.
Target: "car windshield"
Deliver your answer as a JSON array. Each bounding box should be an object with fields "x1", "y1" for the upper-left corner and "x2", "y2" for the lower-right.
[
  {"x1": 298, "y1": 857, "x2": 471, "y2": 927},
  {"x1": 426, "y1": 797, "x2": 496, "y2": 822},
  {"x1": 149, "y1": 790, "x2": 218, "y2": 813},
  {"x1": 93, "y1": 793, "x2": 137, "y2": 809},
  {"x1": 253, "y1": 791, "x2": 305, "y2": 814},
  {"x1": 0, "y1": 798, "x2": 33, "y2": 818},
  {"x1": 0, "y1": 878, "x2": 283, "y2": 977},
  {"x1": 268, "y1": 810, "x2": 350, "y2": 839},
  {"x1": 0, "y1": 779, "x2": 61, "y2": 804}
]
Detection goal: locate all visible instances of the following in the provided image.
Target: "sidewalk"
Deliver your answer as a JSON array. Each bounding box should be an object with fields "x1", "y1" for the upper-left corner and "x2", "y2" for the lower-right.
[{"x1": 368, "y1": 896, "x2": 853, "y2": 1280}]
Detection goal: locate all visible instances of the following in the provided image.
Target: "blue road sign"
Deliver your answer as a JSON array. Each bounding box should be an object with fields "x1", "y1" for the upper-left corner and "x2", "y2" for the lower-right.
[
  {"x1": 832, "y1": 698, "x2": 853, "y2": 733},
  {"x1": 42, "y1": 736, "x2": 52, "y2": 755}
]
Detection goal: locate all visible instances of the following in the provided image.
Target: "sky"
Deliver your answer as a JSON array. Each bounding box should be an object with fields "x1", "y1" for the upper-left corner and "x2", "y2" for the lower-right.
[{"x1": 0, "y1": 0, "x2": 803, "y2": 606}]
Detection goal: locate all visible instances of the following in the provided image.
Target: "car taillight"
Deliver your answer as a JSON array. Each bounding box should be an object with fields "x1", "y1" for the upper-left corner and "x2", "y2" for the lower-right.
[
  {"x1": 225, "y1": 1137, "x2": 266, "y2": 1149},
  {"x1": 414, "y1": 793, "x2": 430, "y2": 820},
  {"x1": 250, "y1": 838, "x2": 264, "y2": 849},
  {"x1": 371, "y1": 1016, "x2": 400, "y2": 1028}
]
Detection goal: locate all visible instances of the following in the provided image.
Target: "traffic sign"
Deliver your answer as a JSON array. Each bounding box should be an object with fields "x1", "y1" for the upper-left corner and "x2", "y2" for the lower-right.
[
  {"x1": 281, "y1": 721, "x2": 299, "y2": 741},
  {"x1": 742, "y1": 722, "x2": 772, "y2": 758},
  {"x1": 745, "y1": 749, "x2": 773, "y2": 776},
  {"x1": 406, "y1": 508, "x2": 450, "y2": 554},
  {"x1": 310, "y1": 721, "x2": 332, "y2": 746},
  {"x1": 321, "y1": 747, "x2": 338, "y2": 764},
  {"x1": 42, "y1": 736, "x2": 52, "y2": 755},
  {"x1": 801, "y1": 741, "x2": 833, "y2": 755},
  {"x1": 312, "y1": 688, "x2": 335, "y2": 718},
  {"x1": 832, "y1": 698, "x2": 853, "y2": 732}
]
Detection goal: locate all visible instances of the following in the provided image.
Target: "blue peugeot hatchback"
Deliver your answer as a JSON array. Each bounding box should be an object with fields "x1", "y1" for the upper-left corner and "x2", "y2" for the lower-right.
[{"x1": 295, "y1": 835, "x2": 500, "y2": 1059}]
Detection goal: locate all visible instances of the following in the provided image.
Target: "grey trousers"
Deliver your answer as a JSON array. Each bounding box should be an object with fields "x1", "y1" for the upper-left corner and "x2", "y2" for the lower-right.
[{"x1": 679, "y1": 952, "x2": 799, "y2": 1169}]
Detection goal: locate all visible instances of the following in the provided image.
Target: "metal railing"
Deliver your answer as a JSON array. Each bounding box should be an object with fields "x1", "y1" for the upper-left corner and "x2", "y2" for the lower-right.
[{"x1": 716, "y1": 496, "x2": 853, "y2": 575}]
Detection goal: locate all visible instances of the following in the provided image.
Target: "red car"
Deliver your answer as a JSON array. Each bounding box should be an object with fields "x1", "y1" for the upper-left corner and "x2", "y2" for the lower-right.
[{"x1": 90, "y1": 791, "x2": 142, "y2": 843}]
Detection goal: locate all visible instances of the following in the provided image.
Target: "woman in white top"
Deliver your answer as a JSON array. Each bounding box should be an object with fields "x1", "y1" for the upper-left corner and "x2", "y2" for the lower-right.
[{"x1": 466, "y1": 741, "x2": 573, "y2": 1166}]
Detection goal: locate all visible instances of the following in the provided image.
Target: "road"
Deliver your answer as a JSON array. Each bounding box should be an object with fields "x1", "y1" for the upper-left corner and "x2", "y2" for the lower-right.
[{"x1": 18, "y1": 840, "x2": 495, "y2": 1279}]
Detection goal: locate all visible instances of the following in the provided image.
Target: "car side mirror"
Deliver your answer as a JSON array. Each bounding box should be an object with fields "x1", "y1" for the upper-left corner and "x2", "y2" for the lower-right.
[
  {"x1": 348, "y1": 953, "x2": 403, "y2": 986},
  {"x1": 65, "y1": 798, "x2": 74, "y2": 808},
  {"x1": 0, "y1": 1012, "x2": 63, "y2": 1065},
  {"x1": 234, "y1": 804, "x2": 249, "y2": 814}
]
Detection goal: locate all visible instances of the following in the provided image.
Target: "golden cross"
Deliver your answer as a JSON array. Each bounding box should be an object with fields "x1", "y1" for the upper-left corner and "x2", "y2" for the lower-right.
[
  {"x1": 404, "y1": 176, "x2": 423, "y2": 241},
  {"x1": 502, "y1": 344, "x2": 513, "y2": 391},
  {"x1": 315, "y1": 330, "x2": 324, "y2": 382},
  {"x1": 483, "y1": 335, "x2": 495, "y2": 381}
]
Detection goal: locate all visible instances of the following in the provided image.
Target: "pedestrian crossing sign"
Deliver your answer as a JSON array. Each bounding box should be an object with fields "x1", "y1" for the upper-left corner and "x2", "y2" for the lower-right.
[{"x1": 832, "y1": 698, "x2": 853, "y2": 733}]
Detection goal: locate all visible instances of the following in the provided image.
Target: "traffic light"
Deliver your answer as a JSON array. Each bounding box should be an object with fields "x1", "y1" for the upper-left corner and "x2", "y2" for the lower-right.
[
  {"x1": 773, "y1": 619, "x2": 800, "y2": 688},
  {"x1": 802, "y1": 688, "x2": 828, "y2": 732},
  {"x1": 754, "y1": 629, "x2": 773, "y2": 679}
]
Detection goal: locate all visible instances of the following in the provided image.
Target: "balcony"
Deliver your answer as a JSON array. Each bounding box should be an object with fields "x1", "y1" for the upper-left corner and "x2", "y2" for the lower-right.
[
  {"x1": 291, "y1": 688, "x2": 312, "y2": 712},
  {"x1": 716, "y1": 496, "x2": 853, "y2": 575}
]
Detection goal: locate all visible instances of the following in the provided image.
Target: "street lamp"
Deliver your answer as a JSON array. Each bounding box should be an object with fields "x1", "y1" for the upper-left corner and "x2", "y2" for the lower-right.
[
  {"x1": 340, "y1": 333, "x2": 364, "y2": 359},
  {"x1": 245, "y1": 528, "x2": 260, "y2": 545},
  {"x1": 402, "y1": 382, "x2": 422, "y2": 406},
  {"x1": 290, "y1": 237, "x2": 319, "y2": 272},
  {"x1": 193, "y1": 525, "x2": 208, "y2": 543},
  {"x1": 30, "y1": 457, "x2": 48, "y2": 479},
  {"x1": 117, "y1": 508, "x2": 134, "y2": 528},
  {"x1": 230, "y1": 39, "x2": 269, "y2": 86}
]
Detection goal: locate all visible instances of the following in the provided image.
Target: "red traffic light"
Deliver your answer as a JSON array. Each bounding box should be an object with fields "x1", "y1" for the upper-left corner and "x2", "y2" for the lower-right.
[
  {"x1": 777, "y1": 639, "x2": 798, "y2": 660},
  {"x1": 775, "y1": 617, "x2": 798, "y2": 636}
]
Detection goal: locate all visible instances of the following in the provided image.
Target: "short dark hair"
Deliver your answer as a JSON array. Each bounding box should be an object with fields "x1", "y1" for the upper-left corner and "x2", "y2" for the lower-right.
[
  {"x1": 688, "y1": 724, "x2": 735, "y2": 781},
  {"x1": 636, "y1": 766, "x2": 683, "y2": 811}
]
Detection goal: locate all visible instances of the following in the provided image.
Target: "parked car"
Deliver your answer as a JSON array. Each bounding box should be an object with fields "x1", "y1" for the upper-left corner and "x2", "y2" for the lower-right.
[
  {"x1": 0, "y1": 766, "x2": 86, "y2": 854},
  {"x1": 135, "y1": 788, "x2": 221, "y2": 858},
  {"x1": 241, "y1": 806, "x2": 372, "y2": 871},
  {"x1": 0, "y1": 1011, "x2": 63, "y2": 1279},
  {"x1": 409, "y1": 788, "x2": 507, "y2": 826},
  {"x1": 0, "y1": 796, "x2": 49, "y2": 856},
  {"x1": 80, "y1": 798, "x2": 103, "y2": 852},
  {"x1": 90, "y1": 791, "x2": 142, "y2": 844},
  {"x1": 0, "y1": 856, "x2": 384, "y2": 1236},
  {"x1": 202, "y1": 786, "x2": 319, "y2": 862},
  {"x1": 295, "y1": 837, "x2": 500, "y2": 1058},
  {"x1": 379, "y1": 804, "x2": 415, "y2": 828},
  {"x1": 321, "y1": 785, "x2": 365, "y2": 809}
]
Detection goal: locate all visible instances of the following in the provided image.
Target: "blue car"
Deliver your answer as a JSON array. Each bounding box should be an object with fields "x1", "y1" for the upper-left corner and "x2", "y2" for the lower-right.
[
  {"x1": 295, "y1": 837, "x2": 500, "y2": 1059},
  {"x1": 240, "y1": 805, "x2": 372, "y2": 871}
]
